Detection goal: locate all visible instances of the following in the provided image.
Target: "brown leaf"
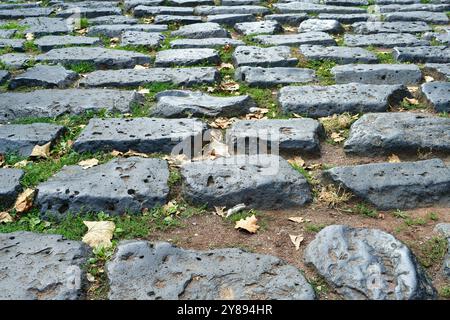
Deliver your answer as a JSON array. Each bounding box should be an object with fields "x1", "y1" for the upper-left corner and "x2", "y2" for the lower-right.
[
  {"x1": 424, "y1": 76, "x2": 434, "y2": 82},
  {"x1": 220, "y1": 81, "x2": 240, "y2": 92},
  {"x1": 82, "y1": 221, "x2": 115, "y2": 248},
  {"x1": 163, "y1": 154, "x2": 189, "y2": 167},
  {"x1": 0, "y1": 153, "x2": 4, "y2": 167},
  {"x1": 388, "y1": 154, "x2": 401, "y2": 163},
  {"x1": 235, "y1": 215, "x2": 260, "y2": 233},
  {"x1": 214, "y1": 206, "x2": 226, "y2": 217},
  {"x1": 330, "y1": 132, "x2": 345, "y2": 143},
  {"x1": 287, "y1": 156, "x2": 305, "y2": 168},
  {"x1": 405, "y1": 97, "x2": 419, "y2": 105},
  {"x1": 209, "y1": 117, "x2": 235, "y2": 129},
  {"x1": 288, "y1": 216, "x2": 305, "y2": 224},
  {"x1": 289, "y1": 234, "x2": 304, "y2": 250},
  {"x1": 13, "y1": 159, "x2": 30, "y2": 168},
  {"x1": 218, "y1": 62, "x2": 234, "y2": 71},
  {"x1": 30, "y1": 142, "x2": 51, "y2": 159},
  {"x1": 78, "y1": 158, "x2": 99, "y2": 169},
  {"x1": 0, "y1": 212, "x2": 13, "y2": 223},
  {"x1": 14, "y1": 188, "x2": 35, "y2": 213}
]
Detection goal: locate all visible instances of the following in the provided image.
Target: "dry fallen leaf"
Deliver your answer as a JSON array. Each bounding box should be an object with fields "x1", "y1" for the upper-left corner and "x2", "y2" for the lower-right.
[
  {"x1": 209, "y1": 117, "x2": 236, "y2": 129},
  {"x1": 25, "y1": 33, "x2": 34, "y2": 41},
  {"x1": 330, "y1": 132, "x2": 345, "y2": 143},
  {"x1": 137, "y1": 88, "x2": 150, "y2": 95},
  {"x1": 111, "y1": 150, "x2": 150, "y2": 158},
  {"x1": 13, "y1": 159, "x2": 30, "y2": 168},
  {"x1": 288, "y1": 156, "x2": 305, "y2": 168},
  {"x1": 235, "y1": 215, "x2": 260, "y2": 233},
  {"x1": 78, "y1": 158, "x2": 99, "y2": 169},
  {"x1": 288, "y1": 216, "x2": 305, "y2": 224},
  {"x1": 424, "y1": 76, "x2": 434, "y2": 82},
  {"x1": 134, "y1": 65, "x2": 147, "y2": 70},
  {"x1": 388, "y1": 154, "x2": 401, "y2": 163},
  {"x1": 163, "y1": 154, "x2": 189, "y2": 167},
  {"x1": 289, "y1": 234, "x2": 304, "y2": 250},
  {"x1": 82, "y1": 221, "x2": 115, "y2": 248},
  {"x1": 405, "y1": 97, "x2": 419, "y2": 105},
  {"x1": 220, "y1": 81, "x2": 240, "y2": 92},
  {"x1": 218, "y1": 62, "x2": 234, "y2": 71},
  {"x1": 0, "y1": 212, "x2": 13, "y2": 223},
  {"x1": 30, "y1": 142, "x2": 51, "y2": 159},
  {"x1": 0, "y1": 154, "x2": 4, "y2": 167},
  {"x1": 14, "y1": 188, "x2": 35, "y2": 213},
  {"x1": 214, "y1": 206, "x2": 226, "y2": 217}
]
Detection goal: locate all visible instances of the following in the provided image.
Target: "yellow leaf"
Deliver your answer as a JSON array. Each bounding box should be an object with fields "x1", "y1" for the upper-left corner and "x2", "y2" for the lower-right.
[
  {"x1": 288, "y1": 156, "x2": 305, "y2": 168},
  {"x1": 82, "y1": 221, "x2": 115, "y2": 248},
  {"x1": 30, "y1": 142, "x2": 51, "y2": 159},
  {"x1": 288, "y1": 216, "x2": 305, "y2": 224},
  {"x1": 13, "y1": 159, "x2": 30, "y2": 168},
  {"x1": 405, "y1": 97, "x2": 419, "y2": 105},
  {"x1": 388, "y1": 154, "x2": 401, "y2": 163},
  {"x1": 14, "y1": 188, "x2": 35, "y2": 213},
  {"x1": 289, "y1": 234, "x2": 304, "y2": 250},
  {"x1": 0, "y1": 212, "x2": 13, "y2": 223},
  {"x1": 330, "y1": 132, "x2": 345, "y2": 143},
  {"x1": 235, "y1": 215, "x2": 260, "y2": 233},
  {"x1": 78, "y1": 158, "x2": 99, "y2": 169}
]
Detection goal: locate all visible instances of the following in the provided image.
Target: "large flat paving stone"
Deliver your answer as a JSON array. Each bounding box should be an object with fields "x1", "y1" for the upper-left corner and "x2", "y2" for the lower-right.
[
  {"x1": 375, "y1": 3, "x2": 450, "y2": 12},
  {"x1": 73, "y1": 118, "x2": 206, "y2": 154},
  {"x1": 154, "y1": 48, "x2": 220, "y2": 67},
  {"x1": 193, "y1": 5, "x2": 270, "y2": 15},
  {"x1": 352, "y1": 21, "x2": 431, "y2": 34},
  {"x1": 87, "y1": 24, "x2": 168, "y2": 38},
  {"x1": 0, "y1": 168, "x2": 23, "y2": 209},
  {"x1": 0, "y1": 38, "x2": 24, "y2": 51},
  {"x1": 89, "y1": 15, "x2": 139, "y2": 25},
  {"x1": 233, "y1": 45, "x2": 298, "y2": 67},
  {"x1": 152, "y1": 90, "x2": 256, "y2": 118},
  {"x1": 0, "y1": 89, "x2": 142, "y2": 123},
  {"x1": 274, "y1": 2, "x2": 366, "y2": 14},
  {"x1": 133, "y1": 5, "x2": 195, "y2": 16},
  {"x1": 393, "y1": 46, "x2": 450, "y2": 63},
  {"x1": 124, "y1": 0, "x2": 165, "y2": 11},
  {"x1": 107, "y1": 240, "x2": 316, "y2": 300},
  {"x1": 9, "y1": 64, "x2": 78, "y2": 89},
  {"x1": 181, "y1": 154, "x2": 312, "y2": 209},
  {"x1": 36, "y1": 157, "x2": 169, "y2": 217},
  {"x1": 226, "y1": 119, "x2": 324, "y2": 155},
  {"x1": 36, "y1": 47, "x2": 152, "y2": 69},
  {"x1": 0, "y1": 8, "x2": 53, "y2": 19},
  {"x1": 234, "y1": 20, "x2": 282, "y2": 35},
  {"x1": 304, "y1": 225, "x2": 437, "y2": 300},
  {"x1": 56, "y1": 7, "x2": 121, "y2": 18},
  {"x1": 277, "y1": 83, "x2": 407, "y2": 118},
  {"x1": 154, "y1": 15, "x2": 203, "y2": 24},
  {"x1": 253, "y1": 32, "x2": 336, "y2": 46},
  {"x1": 235, "y1": 66, "x2": 316, "y2": 87},
  {"x1": 34, "y1": 35, "x2": 102, "y2": 52},
  {"x1": 0, "y1": 53, "x2": 31, "y2": 69},
  {"x1": 120, "y1": 31, "x2": 164, "y2": 48},
  {"x1": 206, "y1": 13, "x2": 256, "y2": 25},
  {"x1": 317, "y1": 13, "x2": 371, "y2": 23},
  {"x1": 0, "y1": 232, "x2": 91, "y2": 300},
  {"x1": 264, "y1": 13, "x2": 308, "y2": 25},
  {"x1": 331, "y1": 64, "x2": 422, "y2": 85},
  {"x1": 344, "y1": 112, "x2": 450, "y2": 155},
  {"x1": 323, "y1": 159, "x2": 450, "y2": 210},
  {"x1": 344, "y1": 33, "x2": 429, "y2": 47},
  {"x1": 298, "y1": 19, "x2": 343, "y2": 34},
  {"x1": 299, "y1": 45, "x2": 378, "y2": 64},
  {"x1": 0, "y1": 123, "x2": 66, "y2": 157},
  {"x1": 19, "y1": 17, "x2": 73, "y2": 36},
  {"x1": 170, "y1": 38, "x2": 244, "y2": 48},
  {"x1": 421, "y1": 81, "x2": 450, "y2": 112},
  {"x1": 79, "y1": 67, "x2": 219, "y2": 87},
  {"x1": 382, "y1": 11, "x2": 449, "y2": 24},
  {"x1": 171, "y1": 22, "x2": 229, "y2": 38}
]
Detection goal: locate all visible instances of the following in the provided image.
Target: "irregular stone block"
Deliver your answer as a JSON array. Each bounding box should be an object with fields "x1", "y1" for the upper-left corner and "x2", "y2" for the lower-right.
[
  {"x1": 253, "y1": 32, "x2": 336, "y2": 46},
  {"x1": 235, "y1": 66, "x2": 316, "y2": 87},
  {"x1": 153, "y1": 14, "x2": 203, "y2": 24},
  {"x1": 0, "y1": 70, "x2": 9, "y2": 84},
  {"x1": 0, "y1": 38, "x2": 24, "y2": 51},
  {"x1": 317, "y1": 13, "x2": 371, "y2": 23},
  {"x1": 421, "y1": 81, "x2": 450, "y2": 112},
  {"x1": 193, "y1": 5, "x2": 269, "y2": 15},
  {"x1": 234, "y1": 21, "x2": 282, "y2": 35},
  {"x1": 0, "y1": 53, "x2": 30, "y2": 69},
  {"x1": 121, "y1": 31, "x2": 164, "y2": 48},
  {"x1": 87, "y1": 24, "x2": 167, "y2": 38},
  {"x1": 9, "y1": 64, "x2": 78, "y2": 89},
  {"x1": 274, "y1": 2, "x2": 366, "y2": 14},
  {"x1": 89, "y1": 15, "x2": 139, "y2": 25},
  {"x1": 299, "y1": 45, "x2": 378, "y2": 64},
  {"x1": 0, "y1": 168, "x2": 23, "y2": 208},
  {"x1": 264, "y1": 13, "x2": 308, "y2": 26},
  {"x1": 34, "y1": 35, "x2": 102, "y2": 52},
  {"x1": 382, "y1": 11, "x2": 449, "y2": 24},
  {"x1": 298, "y1": 19, "x2": 343, "y2": 34},
  {"x1": 171, "y1": 22, "x2": 229, "y2": 38},
  {"x1": 56, "y1": 7, "x2": 121, "y2": 18},
  {"x1": 206, "y1": 13, "x2": 256, "y2": 26},
  {"x1": 352, "y1": 21, "x2": 431, "y2": 34},
  {"x1": 124, "y1": 0, "x2": 164, "y2": 11},
  {"x1": 154, "y1": 48, "x2": 220, "y2": 66},
  {"x1": 0, "y1": 8, "x2": 53, "y2": 19},
  {"x1": 19, "y1": 17, "x2": 73, "y2": 36},
  {"x1": 233, "y1": 45, "x2": 298, "y2": 67},
  {"x1": 393, "y1": 46, "x2": 450, "y2": 63},
  {"x1": 170, "y1": 38, "x2": 244, "y2": 48},
  {"x1": 375, "y1": 3, "x2": 450, "y2": 12},
  {"x1": 133, "y1": 5, "x2": 194, "y2": 16},
  {"x1": 344, "y1": 33, "x2": 429, "y2": 47}
]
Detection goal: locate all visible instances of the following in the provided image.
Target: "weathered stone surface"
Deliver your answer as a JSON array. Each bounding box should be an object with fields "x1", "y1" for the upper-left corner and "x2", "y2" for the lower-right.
[
  {"x1": 170, "y1": 38, "x2": 244, "y2": 48},
  {"x1": 73, "y1": 118, "x2": 206, "y2": 154},
  {"x1": 235, "y1": 66, "x2": 316, "y2": 87},
  {"x1": 278, "y1": 83, "x2": 407, "y2": 118},
  {"x1": 87, "y1": 24, "x2": 168, "y2": 38},
  {"x1": 36, "y1": 47, "x2": 152, "y2": 69},
  {"x1": 305, "y1": 225, "x2": 437, "y2": 300},
  {"x1": 0, "y1": 232, "x2": 91, "y2": 300},
  {"x1": 0, "y1": 8, "x2": 53, "y2": 19},
  {"x1": 0, "y1": 168, "x2": 23, "y2": 208},
  {"x1": 153, "y1": 14, "x2": 202, "y2": 24},
  {"x1": 121, "y1": 31, "x2": 164, "y2": 48},
  {"x1": 393, "y1": 46, "x2": 450, "y2": 63},
  {"x1": 352, "y1": 21, "x2": 431, "y2": 34},
  {"x1": 299, "y1": 45, "x2": 378, "y2": 64},
  {"x1": 299, "y1": 19, "x2": 343, "y2": 34},
  {"x1": 107, "y1": 240, "x2": 316, "y2": 300},
  {"x1": 344, "y1": 112, "x2": 450, "y2": 156},
  {"x1": 274, "y1": 2, "x2": 366, "y2": 14},
  {"x1": 435, "y1": 223, "x2": 450, "y2": 238},
  {"x1": 168, "y1": 0, "x2": 214, "y2": 5},
  {"x1": 376, "y1": 3, "x2": 450, "y2": 12},
  {"x1": 222, "y1": 0, "x2": 260, "y2": 5},
  {"x1": 152, "y1": 90, "x2": 256, "y2": 118},
  {"x1": 124, "y1": 0, "x2": 164, "y2": 11},
  {"x1": 154, "y1": 48, "x2": 219, "y2": 67},
  {"x1": 254, "y1": 32, "x2": 336, "y2": 46},
  {"x1": 331, "y1": 64, "x2": 422, "y2": 85},
  {"x1": 56, "y1": 7, "x2": 121, "y2": 18},
  {"x1": 171, "y1": 22, "x2": 229, "y2": 38},
  {"x1": 264, "y1": 13, "x2": 308, "y2": 25},
  {"x1": 206, "y1": 13, "x2": 255, "y2": 25},
  {"x1": 434, "y1": 223, "x2": 450, "y2": 278},
  {"x1": 323, "y1": 159, "x2": 450, "y2": 210},
  {"x1": 19, "y1": 17, "x2": 73, "y2": 36},
  {"x1": 344, "y1": 33, "x2": 428, "y2": 47},
  {"x1": 382, "y1": 11, "x2": 449, "y2": 23},
  {"x1": 0, "y1": 29, "x2": 15, "y2": 38},
  {"x1": 235, "y1": 21, "x2": 282, "y2": 36},
  {"x1": 89, "y1": 15, "x2": 139, "y2": 25},
  {"x1": 424, "y1": 63, "x2": 450, "y2": 80},
  {"x1": 0, "y1": 53, "x2": 30, "y2": 69},
  {"x1": 421, "y1": 81, "x2": 450, "y2": 112},
  {"x1": 181, "y1": 154, "x2": 312, "y2": 209},
  {"x1": 233, "y1": 45, "x2": 298, "y2": 67},
  {"x1": 0, "y1": 89, "x2": 142, "y2": 123},
  {"x1": 194, "y1": 5, "x2": 269, "y2": 15},
  {"x1": 35, "y1": 35, "x2": 102, "y2": 52},
  {"x1": 36, "y1": 157, "x2": 169, "y2": 217},
  {"x1": 0, "y1": 38, "x2": 24, "y2": 51},
  {"x1": 318, "y1": 13, "x2": 371, "y2": 23},
  {"x1": 80, "y1": 67, "x2": 219, "y2": 87},
  {"x1": 0, "y1": 70, "x2": 9, "y2": 84},
  {"x1": 9, "y1": 64, "x2": 78, "y2": 89},
  {"x1": 226, "y1": 119, "x2": 324, "y2": 155},
  {"x1": 133, "y1": 5, "x2": 194, "y2": 16}
]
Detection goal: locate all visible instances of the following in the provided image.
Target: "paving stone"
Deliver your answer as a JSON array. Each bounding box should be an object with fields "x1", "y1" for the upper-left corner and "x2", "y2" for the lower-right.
[
  {"x1": 0, "y1": 168, "x2": 23, "y2": 208},
  {"x1": 235, "y1": 66, "x2": 316, "y2": 87},
  {"x1": 107, "y1": 240, "x2": 316, "y2": 300},
  {"x1": 423, "y1": 63, "x2": 450, "y2": 80},
  {"x1": 0, "y1": 89, "x2": 142, "y2": 123},
  {"x1": 0, "y1": 29, "x2": 15, "y2": 38},
  {"x1": 344, "y1": 112, "x2": 450, "y2": 156},
  {"x1": 375, "y1": 3, "x2": 450, "y2": 12},
  {"x1": 181, "y1": 154, "x2": 312, "y2": 209},
  {"x1": 434, "y1": 223, "x2": 450, "y2": 278},
  {"x1": 133, "y1": 5, "x2": 194, "y2": 17},
  {"x1": 226, "y1": 119, "x2": 324, "y2": 155},
  {"x1": 423, "y1": 31, "x2": 450, "y2": 44},
  {"x1": 87, "y1": 24, "x2": 168, "y2": 38},
  {"x1": 152, "y1": 90, "x2": 256, "y2": 118},
  {"x1": 382, "y1": 11, "x2": 449, "y2": 24},
  {"x1": 0, "y1": 232, "x2": 91, "y2": 300},
  {"x1": 331, "y1": 64, "x2": 422, "y2": 85},
  {"x1": 323, "y1": 0, "x2": 369, "y2": 5},
  {"x1": 34, "y1": 35, "x2": 102, "y2": 51},
  {"x1": 0, "y1": 38, "x2": 24, "y2": 51},
  {"x1": 323, "y1": 159, "x2": 450, "y2": 210},
  {"x1": 393, "y1": 46, "x2": 450, "y2": 63},
  {"x1": 298, "y1": 19, "x2": 343, "y2": 34},
  {"x1": 36, "y1": 47, "x2": 152, "y2": 69},
  {"x1": 352, "y1": 21, "x2": 431, "y2": 34},
  {"x1": 206, "y1": 13, "x2": 256, "y2": 25},
  {"x1": 124, "y1": 0, "x2": 164, "y2": 10},
  {"x1": 0, "y1": 3, "x2": 40, "y2": 10},
  {"x1": 0, "y1": 70, "x2": 9, "y2": 84},
  {"x1": 154, "y1": 48, "x2": 220, "y2": 67},
  {"x1": 0, "y1": 53, "x2": 31, "y2": 69},
  {"x1": 299, "y1": 45, "x2": 378, "y2": 64},
  {"x1": 222, "y1": 0, "x2": 261, "y2": 5},
  {"x1": 167, "y1": 0, "x2": 214, "y2": 5},
  {"x1": 344, "y1": 33, "x2": 429, "y2": 47},
  {"x1": 305, "y1": 225, "x2": 437, "y2": 300},
  {"x1": 0, "y1": 8, "x2": 53, "y2": 19},
  {"x1": 193, "y1": 5, "x2": 270, "y2": 15},
  {"x1": 435, "y1": 223, "x2": 450, "y2": 238},
  {"x1": 36, "y1": 157, "x2": 169, "y2": 217},
  {"x1": 171, "y1": 22, "x2": 229, "y2": 39},
  {"x1": 264, "y1": 13, "x2": 308, "y2": 25},
  {"x1": 79, "y1": 67, "x2": 219, "y2": 87},
  {"x1": 233, "y1": 45, "x2": 298, "y2": 67},
  {"x1": 253, "y1": 32, "x2": 336, "y2": 46},
  {"x1": 56, "y1": 7, "x2": 121, "y2": 18},
  {"x1": 18, "y1": 17, "x2": 73, "y2": 36},
  {"x1": 317, "y1": 13, "x2": 371, "y2": 23},
  {"x1": 278, "y1": 83, "x2": 408, "y2": 118},
  {"x1": 421, "y1": 81, "x2": 450, "y2": 112},
  {"x1": 274, "y1": 2, "x2": 366, "y2": 14},
  {"x1": 153, "y1": 14, "x2": 203, "y2": 24},
  {"x1": 89, "y1": 15, "x2": 139, "y2": 25},
  {"x1": 234, "y1": 21, "x2": 282, "y2": 36},
  {"x1": 170, "y1": 38, "x2": 244, "y2": 48},
  {"x1": 0, "y1": 123, "x2": 66, "y2": 157},
  {"x1": 9, "y1": 64, "x2": 77, "y2": 89},
  {"x1": 375, "y1": 0, "x2": 423, "y2": 4},
  {"x1": 121, "y1": 31, "x2": 164, "y2": 48}
]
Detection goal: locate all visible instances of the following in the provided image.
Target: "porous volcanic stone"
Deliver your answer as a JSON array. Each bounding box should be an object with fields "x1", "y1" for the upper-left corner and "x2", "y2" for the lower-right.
[
  {"x1": 235, "y1": 66, "x2": 316, "y2": 87},
  {"x1": 352, "y1": 21, "x2": 431, "y2": 34},
  {"x1": 274, "y1": 2, "x2": 366, "y2": 14},
  {"x1": 253, "y1": 32, "x2": 336, "y2": 46},
  {"x1": 0, "y1": 38, "x2": 24, "y2": 51},
  {"x1": 298, "y1": 19, "x2": 343, "y2": 34},
  {"x1": 232, "y1": 46, "x2": 298, "y2": 67},
  {"x1": 264, "y1": 13, "x2": 308, "y2": 25},
  {"x1": 87, "y1": 24, "x2": 168, "y2": 38},
  {"x1": 0, "y1": 8, "x2": 53, "y2": 19},
  {"x1": 382, "y1": 11, "x2": 449, "y2": 24},
  {"x1": 133, "y1": 5, "x2": 194, "y2": 16},
  {"x1": 299, "y1": 45, "x2": 378, "y2": 64},
  {"x1": 34, "y1": 35, "x2": 102, "y2": 52},
  {"x1": 323, "y1": 159, "x2": 450, "y2": 209},
  {"x1": 304, "y1": 225, "x2": 437, "y2": 299},
  {"x1": 154, "y1": 48, "x2": 220, "y2": 66},
  {"x1": 89, "y1": 15, "x2": 139, "y2": 25},
  {"x1": 434, "y1": 223, "x2": 450, "y2": 278},
  {"x1": 19, "y1": 17, "x2": 73, "y2": 36},
  {"x1": 106, "y1": 240, "x2": 316, "y2": 300},
  {"x1": 421, "y1": 81, "x2": 450, "y2": 112},
  {"x1": 171, "y1": 22, "x2": 229, "y2": 38},
  {"x1": 56, "y1": 7, "x2": 121, "y2": 18},
  {"x1": 154, "y1": 15, "x2": 203, "y2": 24},
  {"x1": 317, "y1": 13, "x2": 371, "y2": 23},
  {"x1": 0, "y1": 70, "x2": 9, "y2": 84},
  {"x1": 344, "y1": 33, "x2": 429, "y2": 47},
  {"x1": 120, "y1": 31, "x2": 164, "y2": 48},
  {"x1": 170, "y1": 38, "x2": 244, "y2": 48},
  {"x1": 193, "y1": 5, "x2": 269, "y2": 15},
  {"x1": 393, "y1": 46, "x2": 450, "y2": 63},
  {"x1": 234, "y1": 20, "x2": 282, "y2": 35},
  {"x1": 0, "y1": 53, "x2": 30, "y2": 69},
  {"x1": 9, "y1": 64, "x2": 78, "y2": 89},
  {"x1": 206, "y1": 13, "x2": 256, "y2": 26},
  {"x1": 0, "y1": 168, "x2": 23, "y2": 208}
]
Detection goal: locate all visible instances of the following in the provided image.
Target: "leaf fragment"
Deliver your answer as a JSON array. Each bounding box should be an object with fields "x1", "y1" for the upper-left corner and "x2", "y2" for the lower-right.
[
  {"x1": 82, "y1": 221, "x2": 115, "y2": 248},
  {"x1": 235, "y1": 215, "x2": 260, "y2": 233},
  {"x1": 30, "y1": 142, "x2": 51, "y2": 159},
  {"x1": 78, "y1": 158, "x2": 99, "y2": 169},
  {"x1": 14, "y1": 188, "x2": 35, "y2": 213},
  {"x1": 0, "y1": 212, "x2": 13, "y2": 223},
  {"x1": 289, "y1": 234, "x2": 304, "y2": 250}
]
